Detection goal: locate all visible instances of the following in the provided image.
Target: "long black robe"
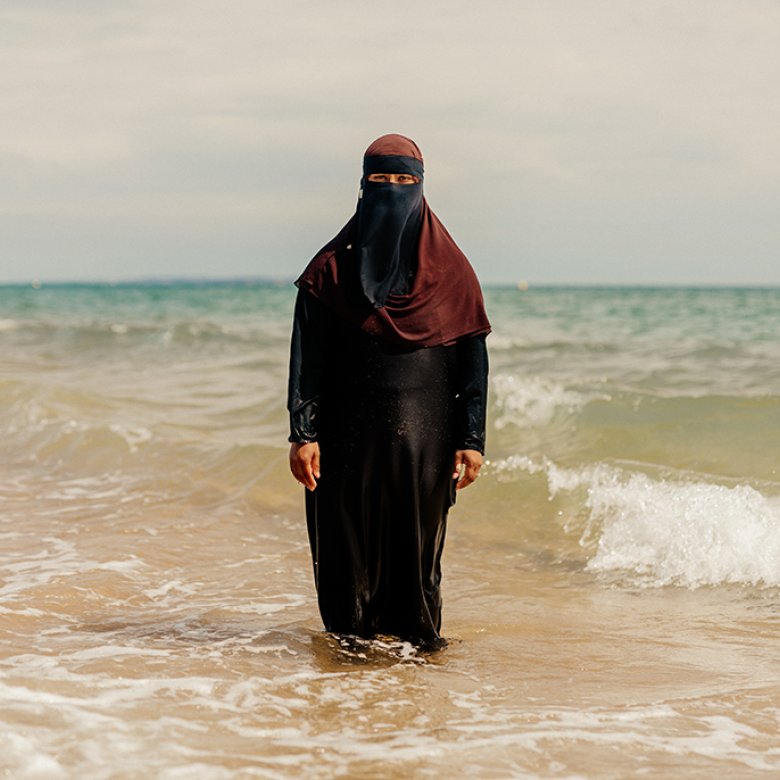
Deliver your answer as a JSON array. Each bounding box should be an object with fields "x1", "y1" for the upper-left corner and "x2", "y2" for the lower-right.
[{"x1": 288, "y1": 289, "x2": 488, "y2": 644}]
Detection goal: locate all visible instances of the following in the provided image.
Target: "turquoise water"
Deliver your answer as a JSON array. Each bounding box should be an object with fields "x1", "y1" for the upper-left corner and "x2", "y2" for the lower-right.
[{"x1": 1, "y1": 282, "x2": 780, "y2": 777}]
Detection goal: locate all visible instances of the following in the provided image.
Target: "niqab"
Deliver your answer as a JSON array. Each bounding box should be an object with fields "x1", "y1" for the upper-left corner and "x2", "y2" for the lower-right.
[{"x1": 296, "y1": 134, "x2": 490, "y2": 348}]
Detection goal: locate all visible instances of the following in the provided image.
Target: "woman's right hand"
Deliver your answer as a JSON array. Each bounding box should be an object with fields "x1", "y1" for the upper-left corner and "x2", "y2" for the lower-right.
[{"x1": 289, "y1": 442, "x2": 321, "y2": 491}]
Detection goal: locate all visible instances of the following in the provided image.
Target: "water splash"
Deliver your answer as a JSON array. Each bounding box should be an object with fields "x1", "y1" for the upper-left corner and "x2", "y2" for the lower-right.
[{"x1": 491, "y1": 456, "x2": 780, "y2": 588}]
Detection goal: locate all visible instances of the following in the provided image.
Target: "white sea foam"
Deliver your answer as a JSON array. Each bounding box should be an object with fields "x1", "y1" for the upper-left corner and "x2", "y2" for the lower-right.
[
  {"x1": 490, "y1": 456, "x2": 780, "y2": 588},
  {"x1": 143, "y1": 580, "x2": 190, "y2": 599},
  {"x1": 64, "y1": 645, "x2": 171, "y2": 661},
  {"x1": 227, "y1": 597, "x2": 309, "y2": 615},
  {"x1": 578, "y1": 469, "x2": 780, "y2": 587},
  {"x1": 1, "y1": 669, "x2": 775, "y2": 776},
  {"x1": 491, "y1": 374, "x2": 607, "y2": 428},
  {"x1": 440, "y1": 701, "x2": 777, "y2": 773},
  {"x1": 109, "y1": 424, "x2": 153, "y2": 451},
  {"x1": 45, "y1": 475, "x2": 126, "y2": 501},
  {"x1": 0, "y1": 733, "x2": 65, "y2": 779},
  {"x1": 0, "y1": 536, "x2": 146, "y2": 599},
  {"x1": 489, "y1": 453, "x2": 547, "y2": 478}
]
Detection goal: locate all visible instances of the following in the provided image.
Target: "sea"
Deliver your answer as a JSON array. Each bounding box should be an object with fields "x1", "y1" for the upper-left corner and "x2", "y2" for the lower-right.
[{"x1": 1, "y1": 281, "x2": 779, "y2": 779}]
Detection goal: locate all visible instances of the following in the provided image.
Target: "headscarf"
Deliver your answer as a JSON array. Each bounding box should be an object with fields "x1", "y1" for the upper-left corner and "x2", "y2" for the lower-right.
[{"x1": 296, "y1": 134, "x2": 491, "y2": 348}]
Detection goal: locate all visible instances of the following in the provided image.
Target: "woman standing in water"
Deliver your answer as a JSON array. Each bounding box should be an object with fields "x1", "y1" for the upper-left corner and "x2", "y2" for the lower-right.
[{"x1": 287, "y1": 134, "x2": 490, "y2": 647}]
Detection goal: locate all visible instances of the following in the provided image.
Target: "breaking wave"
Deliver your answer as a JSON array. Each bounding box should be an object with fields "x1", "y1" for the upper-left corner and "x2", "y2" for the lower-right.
[{"x1": 491, "y1": 455, "x2": 780, "y2": 588}]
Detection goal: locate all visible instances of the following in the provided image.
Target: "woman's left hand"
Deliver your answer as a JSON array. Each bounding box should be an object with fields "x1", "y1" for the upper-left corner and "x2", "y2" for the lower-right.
[{"x1": 452, "y1": 449, "x2": 483, "y2": 490}]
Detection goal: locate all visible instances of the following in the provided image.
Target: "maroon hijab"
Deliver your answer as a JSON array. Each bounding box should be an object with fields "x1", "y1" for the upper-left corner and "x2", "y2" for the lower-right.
[{"x1": 296, "y1": 134, "x2": 491, "y2": 348}]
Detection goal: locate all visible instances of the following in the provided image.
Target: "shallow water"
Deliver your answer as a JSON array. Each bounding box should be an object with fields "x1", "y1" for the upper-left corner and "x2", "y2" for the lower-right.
[{"x1": 1, "y1": 282, "x2": 779, "y2": 777}]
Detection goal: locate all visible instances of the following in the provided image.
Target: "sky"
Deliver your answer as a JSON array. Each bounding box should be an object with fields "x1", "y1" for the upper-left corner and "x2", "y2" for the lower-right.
[{"x1": 1, "y1": 0, "x2": 779, "y2": 285}]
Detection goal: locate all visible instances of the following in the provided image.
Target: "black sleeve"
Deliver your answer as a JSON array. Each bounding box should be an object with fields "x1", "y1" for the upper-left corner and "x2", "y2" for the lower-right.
[
  {"x1": 287, "y1": 289, "x2": 331, "y2": 443},
  {"x1": 454, "y1": 334, "x2": 489, "y2": 454}
]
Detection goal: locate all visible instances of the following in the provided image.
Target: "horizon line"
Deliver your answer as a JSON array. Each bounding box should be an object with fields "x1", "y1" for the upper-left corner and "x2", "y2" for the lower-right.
[
  {"x1": 1, "y1": 276, "x2": 780, "y2": 290},
  {"x1": 1, "y1": 275, "x2": 780, "y2": 290}
]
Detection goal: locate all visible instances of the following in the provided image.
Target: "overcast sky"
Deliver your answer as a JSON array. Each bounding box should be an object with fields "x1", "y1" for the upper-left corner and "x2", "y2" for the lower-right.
[{"x1": 1, "y1": 0, "x2": 779, "y2": 284}]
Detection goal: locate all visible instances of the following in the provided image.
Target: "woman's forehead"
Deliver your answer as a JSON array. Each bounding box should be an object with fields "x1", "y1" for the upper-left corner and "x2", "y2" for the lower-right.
[{"x1": 364, "y1": 134, "x2": 423, "y2": 162}]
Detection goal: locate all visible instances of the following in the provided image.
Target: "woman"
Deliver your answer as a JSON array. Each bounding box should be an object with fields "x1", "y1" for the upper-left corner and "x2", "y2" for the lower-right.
[{"x1": 288, "y1": 133, "x2": 489, "y2": 647}]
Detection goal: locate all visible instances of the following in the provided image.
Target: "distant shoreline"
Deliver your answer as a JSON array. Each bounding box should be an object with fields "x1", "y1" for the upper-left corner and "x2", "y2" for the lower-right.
[
  {"x1": 0, "y1": 277, "x2": 292, "y2": 289},
  {"x1": 1, "y1": 278, "x2": 779, "y2": 291}
]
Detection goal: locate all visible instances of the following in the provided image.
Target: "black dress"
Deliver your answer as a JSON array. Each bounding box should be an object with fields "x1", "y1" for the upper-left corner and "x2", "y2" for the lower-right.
[{"x1": 288, "y1": 290, "x2": 488, "y2": 644}]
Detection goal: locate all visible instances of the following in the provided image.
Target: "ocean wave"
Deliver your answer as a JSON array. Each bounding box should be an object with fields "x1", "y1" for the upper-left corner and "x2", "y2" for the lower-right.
[
  {"x1": 0, "y1": 378, "x2": 152, "y2": 465},
  {"x1": 491, "y1": 374, "x2": 609, "y2": 428},
  {"x1": 1, "y1": 368, "x2": 287, "y2": 462},
  {"x1": 0, "y1": 375, "x2": 291, "y2": 523},
  {"x1": 0, "y1": 317, "x2": 289, "y2": 353},
  {"x1": 489, "y1": 456, "x2": 780, "y2": 588},
  {"x1": 0, "y1": 407, "x2": 278, "y2": 494},
  {"x1": 489, "y1": 381, "x2": 780, "y2": 454}
]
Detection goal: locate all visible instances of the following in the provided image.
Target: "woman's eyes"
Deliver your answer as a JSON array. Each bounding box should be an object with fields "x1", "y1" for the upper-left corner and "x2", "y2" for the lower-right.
[{"x1": 367, "y1": 173, "x2": 418, "y2": 184}]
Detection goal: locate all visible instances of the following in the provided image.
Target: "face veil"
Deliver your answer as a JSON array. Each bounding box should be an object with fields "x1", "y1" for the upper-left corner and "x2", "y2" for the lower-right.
[
  {"x1": 296, "y1": 133, "x2": 491, "y2": 348},
  {"x1": 358, "y1": 152, "x2": 425, "y2": 307}
]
